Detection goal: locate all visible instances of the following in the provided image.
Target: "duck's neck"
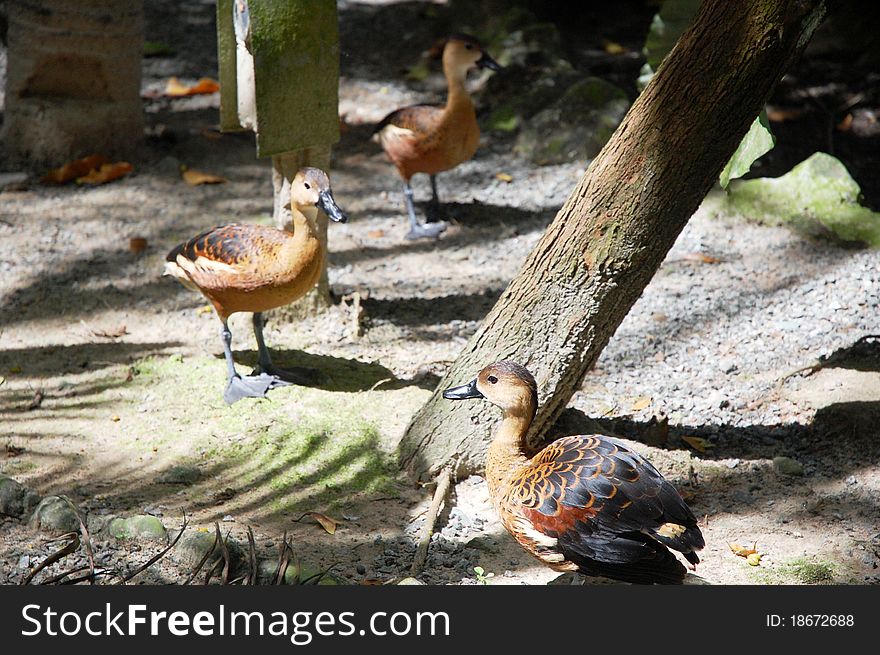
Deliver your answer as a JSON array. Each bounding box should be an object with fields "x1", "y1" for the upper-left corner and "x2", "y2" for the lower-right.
[
  {"x1": 443, "y1": 62, "x2": 472, "y2": 110},
  {"x1": 485, "y1": 407, "x2": 534, "y2": 498},
  {"x1": 289, "y1": 205, "x2": 321, "y2": 243}
]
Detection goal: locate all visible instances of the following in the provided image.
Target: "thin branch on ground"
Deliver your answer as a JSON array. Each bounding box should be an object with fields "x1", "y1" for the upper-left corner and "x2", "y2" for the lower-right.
[
  {"x1": 21, "y1": 532, "x2": 80, "y2": 586},
  {"x1": 410, "y1": 466, "x2": 452, "y2": 577},
  {"x1": 118, "y1": 512, "x2": 189, "y2": 584}
]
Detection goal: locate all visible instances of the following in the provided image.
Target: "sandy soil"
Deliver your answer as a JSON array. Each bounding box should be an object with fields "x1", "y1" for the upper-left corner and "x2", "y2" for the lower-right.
[{"x1": 1, "y1": 0, "x2": 878, "y2": 586}]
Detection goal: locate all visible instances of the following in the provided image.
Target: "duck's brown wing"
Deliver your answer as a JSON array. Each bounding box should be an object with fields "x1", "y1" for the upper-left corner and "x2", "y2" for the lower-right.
[
  {"x1": 510, "y1": 435, "x2": 704, "y2": 582},
  {"x1": 166, "y1": 224, "x2": 286, "y2": 292},
  {"x1": 373, "y1": 103, "x2": 443, "y2": 136}
]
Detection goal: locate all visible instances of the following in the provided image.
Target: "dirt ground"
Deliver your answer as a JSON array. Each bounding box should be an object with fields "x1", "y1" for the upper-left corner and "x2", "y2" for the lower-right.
[{"x1": 1, "y1": 1, "x2": 879, "y2": 586}]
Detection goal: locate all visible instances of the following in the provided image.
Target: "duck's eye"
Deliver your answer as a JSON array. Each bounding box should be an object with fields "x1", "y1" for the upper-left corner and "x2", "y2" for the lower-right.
[
  {"x1": 465, "y1": 43, "x2": 474, "y2": 50},
  {"x1": 487, "y1": 375, "x2": 498, "y2": 384},
  {"x1": 303, "y1": 182, "x2": 311, "y2": 190}
]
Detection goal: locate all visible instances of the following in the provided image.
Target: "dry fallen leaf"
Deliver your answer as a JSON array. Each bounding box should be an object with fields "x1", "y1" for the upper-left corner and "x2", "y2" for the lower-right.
[
  {"x1": 182, "y1": 168, "x2": 227, "y2": 186},
  {"x1": 766, "y1": 107, "x2": 803, "y2": 122},
  {"x1": 603, "y1": 40, "x2": 627, "y2": 55},
  {"x1": 836, "y1": 113, "x2": 853, "y2": 132},
  {"x1": 495, "y1": 172, "x2": 513, "y2": 183},
  {"x1": 367, "y1": 229, "x2": 386, "y2": 239},
  {"x1": 305, "y1": 512, "x2": 338, "y2": 535},
  {"x1": 681, "y1": 252, "x2": 723, "y2": 264},
  {"x1": 165, "y1": 76, "x2": 220, "y2": 97},
  {"x1": 196, "y1": 304, "x2": 214, "y2": 315},
  {"x1": 729, "y1": 541, "x2": 758, "y2": 558},
  {"x1": 42, "y1": 154, "x2": 108, "y2": 185},
  {"x1": 682, "y1": 435, "x2": 714, "y2": 453},
  {"x1": 76, "y1": 162, "x2": 133, "y2": 185},
  {"x1": 111, "y1": 415, "x2": 121, "y2": 422},
  {"x1": 631, "y1": 396, "x2": 652, "y2": 412},
  {"x1": 294, "y1": 511, "x2": 338, "y2": 534},
  {"x1": 199, "y1": 128, "x2": 223, "y2": 140},
  {"x1": 129, "y1": 237, "x2": 148, "y2": 254}
]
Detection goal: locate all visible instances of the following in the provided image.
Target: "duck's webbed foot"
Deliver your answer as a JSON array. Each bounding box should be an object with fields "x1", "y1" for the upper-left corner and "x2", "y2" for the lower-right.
[
  {"x1": 405, "y1": 220, "x2": 447, "y2": 240},
  {"x1": 223, "y1": 373, "x2": 291, "y2": 405}
]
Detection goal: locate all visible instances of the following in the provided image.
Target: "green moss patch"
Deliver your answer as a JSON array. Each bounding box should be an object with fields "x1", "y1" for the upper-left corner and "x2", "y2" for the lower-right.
[{"x1": 726, "y1": 152, "x2": 880, "y2": 247}]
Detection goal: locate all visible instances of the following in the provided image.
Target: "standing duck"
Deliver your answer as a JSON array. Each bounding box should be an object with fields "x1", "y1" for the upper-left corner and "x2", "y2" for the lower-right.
[
  {"x1": 164, "y1": 167, "x2": 348, "y2": 404},
  {"x1": 444, "y1": 361, "x2": 705, "y2": 584},
  {"x1": 373, "y1": 34, "x2": 501, "y2": 240}
]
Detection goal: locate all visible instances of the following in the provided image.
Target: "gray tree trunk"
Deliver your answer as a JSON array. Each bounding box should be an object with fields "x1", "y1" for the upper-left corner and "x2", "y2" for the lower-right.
[
  {"x1": 400, "y1": 0, "x2": 827, "y2": 482},
  {"x1": 2, "y1": 0, "x2": 143, "y2": 168}
]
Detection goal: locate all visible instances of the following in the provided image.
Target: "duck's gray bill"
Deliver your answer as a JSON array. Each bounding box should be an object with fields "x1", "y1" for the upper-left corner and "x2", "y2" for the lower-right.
[
  {"x1": 442, "y1": 379, "x2": 483, "y2": 400},
  {"x1": 317, "y1": 191, "x2": 349, "y2": 223},
  {"x1": 477, "y1": 53, "x2": 502, "y2": 71}
]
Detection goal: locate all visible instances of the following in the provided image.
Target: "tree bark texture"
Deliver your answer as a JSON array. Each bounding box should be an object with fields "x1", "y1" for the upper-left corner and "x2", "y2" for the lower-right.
[
  {"x1": 2, "y1": 0, "x2": 144, "y2": 168},
  {"x1": 400, "y1": 0, "x2": 827, "y2": 481}
]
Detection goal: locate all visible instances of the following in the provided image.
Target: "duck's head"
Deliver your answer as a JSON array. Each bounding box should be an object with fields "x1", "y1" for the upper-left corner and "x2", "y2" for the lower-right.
[
  {"x1": 443, "y1": 360, "x2": 537, "y2": 418},
  {"x1": 290, "y1": 167, "x2": 348, "y2": 223},
  {"x1": 442, "y1": 34, "x2": 502, "y2": 78}
]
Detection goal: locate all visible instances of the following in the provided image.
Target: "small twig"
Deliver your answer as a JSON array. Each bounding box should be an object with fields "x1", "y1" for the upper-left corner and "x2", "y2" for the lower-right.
[
  {"x1": 410, "y1": 466, "x2": 453, "y2": 577},
  {"x1": 217, "y1": 524, "x2": 232, "y2": 585},
  {"x1": 59, "y1": 495, "x2": 95, "y2": 584},
  {"x1": 246, "y1": 526, "x2": 258, "y2": 586},
  {"x1": 184, "y1": 525, "x2": 220, "y2": 585},
  {"x1": 40, "y1": 565, "x2": 90, "y2": 585},
  {"x1": 300, "y1": 562, "x2": 340, "y2": 586},
  {"x1": 119, "y1": 512, "x2": 188, "y2": 584},
  {"x1": 21, "y1": 532, "x2": 80, "y2": 585},
  {"x1": 369, "y1": 377, "x2": 393, "y2": 392},
  {"x1": 273, "y1": 531, "x2": 290, "y2": 585}
]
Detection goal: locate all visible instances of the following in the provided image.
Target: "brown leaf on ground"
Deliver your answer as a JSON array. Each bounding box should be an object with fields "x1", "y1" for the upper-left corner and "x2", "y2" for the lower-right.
[
  {"x1": 680, "y1": 252, "x2": 723, "y2": 264},
  {"x1": 631, "y1": 396, "x2": 652, "y2": 412},
  {"x1": 182, "y1": 168, "x2": 227, "y2": 185},
  {"x1": 297, "y1": 511, "x2": 338, "y2": 535},
  {"x1": 367, "y1": 230, "x2": 386, "y2": 239},
  {"x1": 165, "y1": 76, "x2": 220, "y2": 97},
  {"x1": 681, "y1": 435, "x2": 714, "y2": 453},
  {"x1": 42, "y1": 154, "x2": 109, "y2": 185},
  {"x1": 836, "y1": 113, "x2": 853, "y2": 132},
  {"x1": 495, "y1": 172, "x2": 513, "y2": 183},
  {"x1": 766, "y1": 107, "x2": 804, "y2": 122},
  {"x1": 76, "y1": 162, "x2": 133, "y2": 185},
  {"x1": 129, "y1": 237, "x2": 148, "y2": 254},
  {"x1": 602, "y1": 40, "x2": 627, "y2": 55},
  {"x1": 729, "y1": 541, "x2": 758, "y2": 558}
]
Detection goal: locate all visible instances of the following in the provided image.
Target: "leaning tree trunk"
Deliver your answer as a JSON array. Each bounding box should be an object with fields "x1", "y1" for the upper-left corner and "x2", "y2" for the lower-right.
[
  {"x1": 400, "y1": 0, "x2": 827, "y2": 481},
  {"x1": 2, "y1": 0, "x2": 144, "y2": 168}
]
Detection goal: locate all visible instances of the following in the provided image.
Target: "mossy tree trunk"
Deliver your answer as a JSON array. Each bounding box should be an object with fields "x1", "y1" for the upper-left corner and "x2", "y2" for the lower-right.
[{"x1": 400, "y1": 0, "x2": 827, "y2": 481}]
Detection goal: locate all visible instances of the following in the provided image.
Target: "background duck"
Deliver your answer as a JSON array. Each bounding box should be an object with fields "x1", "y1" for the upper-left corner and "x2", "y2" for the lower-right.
[
  {"x1": 444, "y1": 360, "x2": 705, "y2": 584},
  {"x1": 373, "y1": 34, "x2": 501, "y2": 240},
  {"x1": 164, "y1": 167, "x2": 348, "y2": 404}
]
